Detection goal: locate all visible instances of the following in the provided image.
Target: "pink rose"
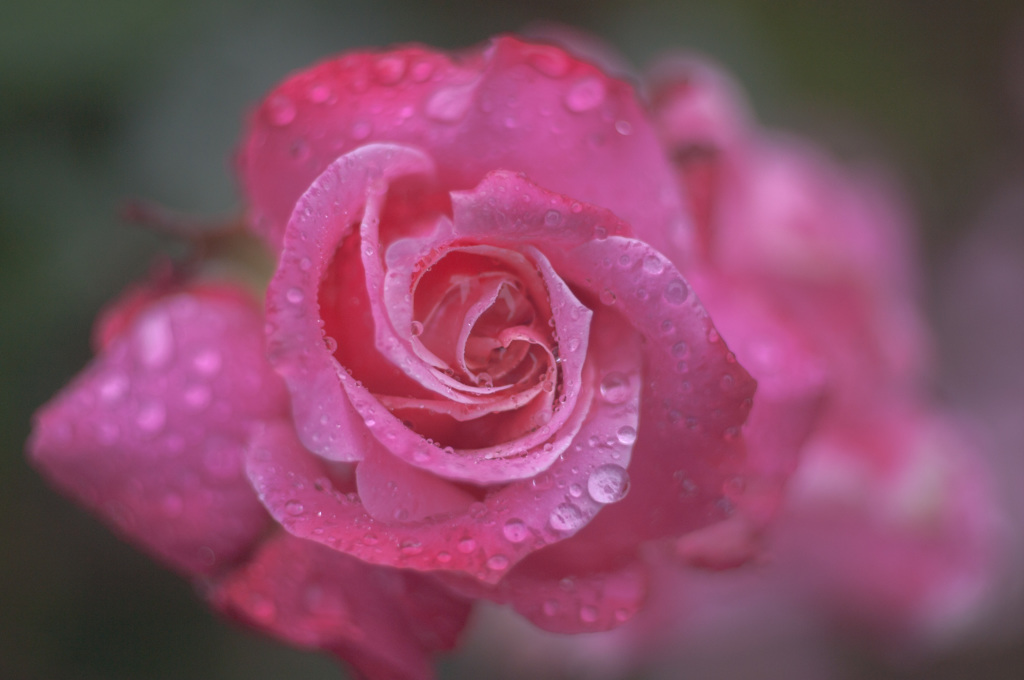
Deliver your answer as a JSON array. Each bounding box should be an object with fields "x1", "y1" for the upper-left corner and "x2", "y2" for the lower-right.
[
  {"x1": 30, "y1": 36, "x2": 802, "y2": 679},
  {"x1": 458, "y1": 55, "x2": 1003, "y2": 679}
]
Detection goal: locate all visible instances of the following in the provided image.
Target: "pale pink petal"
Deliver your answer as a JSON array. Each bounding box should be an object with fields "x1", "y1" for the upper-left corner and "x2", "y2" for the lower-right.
[
  {"x1": 29, "y1": 287, "x2": 288, "y2": 576},
  {"x1": 238, "y1": 36, "x2": 689, "y2": 260},
  {"x1": 355, "y1": 444, "x2": 477, "y2": 524},
  {"x1": 210, "y1": 531, "x2": 471, "y2": 680},
  {"x1": 265, "y1": 143, "x2": 436, "y2": 463},
  {"x1": 340, "y1": 244, "x2": 592, "y2": 484},
  {"x1": 452, "y1": 171, "x2": 758, "y2": 548},
  {"x1": 246, "y1": 307, "x2": 641, "y2": 584}
]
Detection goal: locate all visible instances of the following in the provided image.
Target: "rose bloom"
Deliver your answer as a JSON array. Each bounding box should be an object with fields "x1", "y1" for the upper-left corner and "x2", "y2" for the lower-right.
[{"x1": 28, "y1": 34, "x2": 1003, "y2": 679}]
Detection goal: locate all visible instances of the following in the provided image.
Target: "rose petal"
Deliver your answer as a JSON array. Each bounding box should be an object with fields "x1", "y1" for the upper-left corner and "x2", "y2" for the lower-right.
[
  {"x1": 238, "y1": 36, "x2": 689, "y2": 260},
  {"x1": 266, "y1": 143, "x2": 436, "y2": 463},
  {"x1": 246, "y1": 307, "x2": 641, "y2": 584},
  {"x1": 29, "y1": 287, "x2": 287, "y2": 576},
  {"x1": 210, "y1": 531, "x2": 470, "y2": 680},
  {"x1": 452, "y1": 171, "x2": 758, "y2": 547},
  {"x1": 342, "y1": 243, "x2": 591, "y2": 484}
]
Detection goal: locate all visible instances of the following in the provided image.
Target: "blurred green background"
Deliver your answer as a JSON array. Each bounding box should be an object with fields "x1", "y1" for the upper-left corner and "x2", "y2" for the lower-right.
[{"x1": 3, "y1": 0, "x2": 1023, "y2": 678}]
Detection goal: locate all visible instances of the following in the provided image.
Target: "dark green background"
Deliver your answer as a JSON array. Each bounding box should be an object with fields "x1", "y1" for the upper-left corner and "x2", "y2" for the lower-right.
[{"x1": 3, "y1": 1, "x2": 1022, "y2": 678}]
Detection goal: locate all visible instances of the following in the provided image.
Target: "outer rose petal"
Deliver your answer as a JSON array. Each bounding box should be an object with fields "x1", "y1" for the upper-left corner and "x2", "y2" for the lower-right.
[
  {"x1": 239, "y1": 35, "x2": 690, "y2": 260},
  {"x1": 210, "y1": 531, "x2": 470, "y2": 680},
  {"x1": 29, "y1": 286, "x2": 288, "y2": 575}
]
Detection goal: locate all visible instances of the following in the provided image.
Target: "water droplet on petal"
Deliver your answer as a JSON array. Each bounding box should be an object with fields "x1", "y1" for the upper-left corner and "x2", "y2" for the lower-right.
[
  {"x1": 457, "y1": 537, "x2": 477, "y2": 553},
  {"x1": 425, "y1": 81, "x2": 477, "y2": 123},
  {"x1": 193, "y1": 349, "x2": 222, "y2": 376},
  {"x1": 565, "y1": 76, "x2": 606, "y2": 112},
  {"x1": 285, "y1": 500, "x2": 305, "y2": 516},
  {"x1": 410, "y1": 320, "x2": 424, "y2": 337},
  {"x1": 615, "y1": 425, "x2": 637, "y2": 445},
  {"x1": 599, "y1": 372, "x2": 631, "y2": 404},
  {"x1": 579, "y1": 605, "x2": 598, "y2": 623},
  {"x1": 286, "y1": 287, "x2": 304, "y2": 304},
  {"x1": 375, "y1": 55, "x2": 406, "y2": 84},
  {"x1": 136, "y1": 311, "x2": 174, "y2": 368},
  {"x1": 98, "y1": 374, "x2": 129, "y2": 402},
  {"x1": 600, "y1": 289, "x2": 617, "y2": 305},
  {"x1": 400, "y1": 540, "x2": 423, "y2": 556},
  {"x1": 544, "y1": 209, "x2": 562, "y2": 227},
  {"x1": 183, "y1": 384, "x2": 212, "y2": 409},
  {"x1": 502, "y1": 519, "x2": 529, "y2": 543},
  {"x1": 587, "y1": 464, "x2": 630, "y2": 504},
  {"x1": 643, "y1": 255, "x2": 665, "y2": 274},
  {"x1": 135, "y1": 402, "x2": 166, "y2": 433},
  {"x1": 664, "y1": 278, "x2": 689, "y2": 305},
  {"x1": 351, "y1": 120, "x2": 372, "y2": 140},
  {"x1": 307, "y1": 83, "x2": 332, "y2": 103},
  {"x1": 549, "y1": 503, "x2": 584, "y2": 532},
  {"x1": 487, "y1": 554, "x2": 510, "y2": 571},
  {"x1": 267, "y1": 95, "x2": 296, "y2": 126}
]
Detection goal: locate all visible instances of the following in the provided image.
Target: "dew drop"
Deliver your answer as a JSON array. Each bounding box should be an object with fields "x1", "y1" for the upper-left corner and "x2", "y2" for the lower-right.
[
  {"x1": 135, "y1": 402, "x2": 166, "y2": 433},
  {"x1": 457, "y1": 537, "x2": 477, "y2": 553},
  {"x1": 410, "y1": 59, "x2": 435, "y2": 82},
  {"x1": 664, "y1": 278, "x2": 689, "y2": 305},
  {"x1": 544, "y1": 209, "x2": 562, "y2": 227},
  {"x1": 643, "y1": 255, "x2": 665, "y2": 275},
  {"x1": 400, "y1": 540, "x2": 423, "y2": 556},
  {"x1": 565, "y1": 76, "x2": 606, "y2": 112},
  {"x1": 351, "y1": 120, "x2": 372, "y2": 140},
  {"x1": 599, "y1": 289, "x2": 616, "y2": 305},
  {"x1": 542, "y1": 599, "x2": 560, "y2": 616},
  {"x1": 307, "y1": 83, "x2": 332, "y2": 103},
  {"x1": 286, "y1": 287, "x2": 304, "y2": 304},
  {"x1": 672, "y1": 341, "x2": 689, "y2": 358},
  {"x1": 599, "y1": 372, "x2": 631, "y2": 404},
  {"x1": 503, "y1": 519, "x2": 529, "y2": 543},
  {"x1": 410, "y1": 320, "x2": 424, "y2": 337},
  {"x1": 136, "y1": 311, "x2": 174, "y2": 368},
  {"x1": 425, "y1": 81, "x2": 477, "y2": 123},
  {"x1": 323, "y1": 336, "x2": 338, "y2": 353},
  {"x1": 183, "y1": 384, "x2": 212, "y2": 409},
  {"x1": 487, "y1": 554, "x2": 510, "y2": 571},
  {"x1": 267, "y1": 95, "x2": 296, "y2": 126},
  {"x1": 374, "y1": 55, "x2": 406, "y2": 84},
  {"x1": 615, "y1": 120, "x2": 633, "y2": 135},
  {"x1": 579, "y1": 605, "x2": 598, "y2": 623},
  {"x1": 615, "y1": 425, "x2": 637, "y2": 445},
  {"x1": 549, "y1": 503, "x2": 584, "y2": 532},
  {"x1": 285, "y1": 499, "x2": 305, "y2": 516},
  {"x1": 98, "y1": 374, "x2": 129, "y2": 402},
  {"x1": 436, "y1": 551, "x2": 452, "y2": 564},
  {"x1": 568, "y1": 483, "x2": 583, "y2": 498},
  {"x1": 587, "y1": 464, "x2": 630, "y2": 504}
]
